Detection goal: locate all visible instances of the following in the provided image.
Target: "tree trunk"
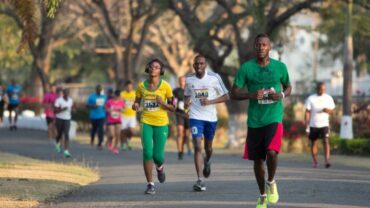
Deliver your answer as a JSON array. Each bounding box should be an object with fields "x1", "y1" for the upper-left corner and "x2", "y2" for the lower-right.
[
  {"x1": 29, "y1": 66, "x2": 44, "y2": 98},
  {"x1": 113, "y1": 46, "x2": 125, "y2": 86}
]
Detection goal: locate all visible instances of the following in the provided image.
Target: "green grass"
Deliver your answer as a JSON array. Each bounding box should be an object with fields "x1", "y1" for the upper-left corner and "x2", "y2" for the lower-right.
[{"x1": 0, "y1": 152, "x2": 99, "y2": 208}]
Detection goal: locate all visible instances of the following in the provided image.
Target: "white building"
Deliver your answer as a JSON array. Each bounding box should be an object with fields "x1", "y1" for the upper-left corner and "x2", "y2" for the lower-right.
[{"x1": 280, "y1": 12, "x2": 370, "y2": 96}]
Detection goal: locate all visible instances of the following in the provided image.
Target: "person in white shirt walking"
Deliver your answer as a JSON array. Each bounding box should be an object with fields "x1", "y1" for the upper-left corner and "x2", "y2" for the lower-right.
[
  {"x1": 184, "y1": 54, "x2": 229, "y2": 191},
  {"x1": 54, "y1": 88, "x2": 74, "y2": 158},
  {"x1": 304, "y1": 82, "x2": 335, "y2": 168}
]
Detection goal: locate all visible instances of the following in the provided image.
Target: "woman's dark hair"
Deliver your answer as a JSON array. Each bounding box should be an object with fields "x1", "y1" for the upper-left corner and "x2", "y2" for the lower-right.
[
  {"x1": 114, "y1": 89, "x2": 121, "y2": 97},
  {"x1": 145, "y1": 58, "x2": 165, "y2": 75}
]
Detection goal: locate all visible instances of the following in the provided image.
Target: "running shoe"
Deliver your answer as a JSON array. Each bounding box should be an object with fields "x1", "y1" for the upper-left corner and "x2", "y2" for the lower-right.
[
  {"x1": 178, "y1": 152, "x2": 184, "y2": 160},
  {"x1": 145, "y1": 183, "x2": 155, "y2": 195},
  {"x1": 156, "y1": 165, "x2": 166, "y2": 183},
  {"x1": 256, "y1": 195, "x2": 267, "y2": 208},
  {"x1": 313, "y1": 162, "x2": 319, "y2": 168},
  {"x1": 325, "y1": 163, "x2": 331, "y2": 168},
  {"x1": 203, "y1": 158, "x2": 211, "y2": 178},
  {"x1": 127, "y1": 141, "x2": 132, "y2": 150},
  {"x1": 120, "y1": 143, "x2": 126, "y2": 151},
  {"x1": 63, "y1": 150, "x2": 71, "y2": 158},
  {"x1": 113, "y1": 148, "x2": 119, "y2": 155},
  {"x1": 193, "y1": 179, "x2": 206, "y2": 191},
  {"x1": 187, "y1": 149, "x2": 192, "y2": 156},
  {"x1": 55, "y1": 143, "x2": 61, "y2": 153},
  {"x1": 266, "y1": 181, "x2": 279, "y2": 204}
]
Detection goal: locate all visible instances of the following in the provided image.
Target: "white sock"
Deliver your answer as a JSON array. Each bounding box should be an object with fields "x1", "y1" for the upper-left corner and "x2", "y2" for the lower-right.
[
  {"x1": 260, "y1": 194, "x2": 267, "y2": 197},
  {"x1": 156, "y1": 165, "x2": 163, "y2": 171},
  {"x1": 266, "y1": 180, "x2": 275, "y2": 185},
  {"x1": 148, "y1": 182, "x2": 154, "y2": 186}
]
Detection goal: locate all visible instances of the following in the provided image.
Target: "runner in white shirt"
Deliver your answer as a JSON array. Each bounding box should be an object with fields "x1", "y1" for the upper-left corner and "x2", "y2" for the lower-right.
[
  {"x1": 304, "y1": 82, "x2": 335, "y2": 168},
  {"x1": 54, "y1": 89, "x2": 74, "y2": 158},
  {"x1": 184, "y1": 54, "x2": 229, "y2": 191}
]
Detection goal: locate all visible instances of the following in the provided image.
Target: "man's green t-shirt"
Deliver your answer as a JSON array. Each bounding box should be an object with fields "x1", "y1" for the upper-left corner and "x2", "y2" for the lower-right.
[{"x1": 234, "y1": 58, "x2": 290, "y2": 128}]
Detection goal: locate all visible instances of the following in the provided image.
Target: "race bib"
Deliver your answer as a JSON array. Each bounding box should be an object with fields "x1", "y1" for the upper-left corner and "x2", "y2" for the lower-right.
[
  {"x1": 125, "y1": 100, "x2": 134, "y2": 109},
  {"x1": 11, "y1": 94, "x2": 19, "y2": 100},
  {"x1": 144, "y1": 99, "x2": 160, "y2": 111},
  {"x1": 96, "y1": 98, "x2": 105, "y2": 106},
  {"x1": 258, "y1": 88, "x2": 276, "y2": 105},
  {"x1": 111, "y1": 111, "x2": 120, "y2": 119},
  {"x1": 194, "y1": 89, "x2": 208, "y2": 99}
]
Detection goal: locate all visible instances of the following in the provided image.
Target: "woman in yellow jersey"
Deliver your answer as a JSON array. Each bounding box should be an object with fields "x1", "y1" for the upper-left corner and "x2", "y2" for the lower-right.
[
  {"x1": 120, "y1": 80, "x2": 137, "y2": 150},
  {"x1": 132, "y1": 58, "x2": 175, "y2": 195}
]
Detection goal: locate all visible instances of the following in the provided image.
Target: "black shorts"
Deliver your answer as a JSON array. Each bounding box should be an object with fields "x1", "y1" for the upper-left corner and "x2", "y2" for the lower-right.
[
  {"x1": 244, "y1": 123, "x2": 283, "y2": 161},
  {"x1": 8, "y1": 104, "x2": 19, "y2": 111},
  {"x1": 46, "y1": 117, "x2": 55, "y2": 125},
  {"x1": 175, "y1": 112, "x2": 189, "y2": 129},
  {"x1": 0, "y1": 101, "x2": 4, "y2": 119},
  {"x1": 309, "y1": 127, "x2": 329, "y2": 141}
]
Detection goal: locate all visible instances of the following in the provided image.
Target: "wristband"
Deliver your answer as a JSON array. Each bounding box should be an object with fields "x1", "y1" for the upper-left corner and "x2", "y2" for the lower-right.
[{"x1": 281, "y1": 92, "x2": 285, "y2": 99}]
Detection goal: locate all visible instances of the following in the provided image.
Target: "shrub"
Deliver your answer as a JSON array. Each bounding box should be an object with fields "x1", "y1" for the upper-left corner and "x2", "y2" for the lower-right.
[
  {"x1": 283, "y1": 120, "x2": 306, "y2": 140},
  {"x1": 330, "y1": 134, "x2": 370, "y2": 155},
  {"x1": 19, "y1": 96, "x2": 42, "y2": 115},
  {"x1": 72, "y1": 102, "x2": 90, "y2": 132}
]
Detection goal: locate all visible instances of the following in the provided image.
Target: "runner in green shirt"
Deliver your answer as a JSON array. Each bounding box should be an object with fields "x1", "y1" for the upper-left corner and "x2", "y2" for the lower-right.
[{"x1": 231, "y1": 33, "x2": 292, "y2": 208}]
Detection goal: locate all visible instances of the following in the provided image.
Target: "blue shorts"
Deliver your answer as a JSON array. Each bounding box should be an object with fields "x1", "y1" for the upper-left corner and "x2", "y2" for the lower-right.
[{"x1": 189, "y1": 119, "x2": 217, "y2": 141}]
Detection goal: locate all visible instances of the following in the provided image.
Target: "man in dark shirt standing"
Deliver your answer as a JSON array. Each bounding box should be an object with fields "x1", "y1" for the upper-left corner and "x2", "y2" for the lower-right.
[{"x1": 173, "y1": 76, "x2": 191, "y2": 160}]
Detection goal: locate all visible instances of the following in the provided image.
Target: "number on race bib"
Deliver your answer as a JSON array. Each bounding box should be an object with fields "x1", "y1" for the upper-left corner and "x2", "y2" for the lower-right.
[
  {"x1": 258, "y1": 88, "x2": 276, "y2": 105},
  {"x1": 144, "y1": 100, "x2": 160, "y2": 111},
  {"x1": 111, "y1": 111, "x2": 120, "y2": 119},
  {"x1": 96, "y1": 98, "x2": 105, "y2": 106}
]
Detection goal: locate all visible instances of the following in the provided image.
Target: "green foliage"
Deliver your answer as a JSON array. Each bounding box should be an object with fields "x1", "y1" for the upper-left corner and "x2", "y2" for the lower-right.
[
  {"x1": 330, "y1": 135, "x2": 370, "y2": 155},
  {"x1": 71, "y1": 102, "x2": 90, "y2": 132},
  {"x1": 0, "y1": 15, "x2": 32, "y2": 83},
  {"x1": 50, "y1": 40, "x2": 110, "y2": 83},
  {"x1": 318, "y1": 1, "x2": 370, "y2": 75},
  {"x1": 46, "y1": 0, "x2": 61, "y2": 18},
  {"x1": 217, "y1": 115, "x2": 228, "y2": 129},
  {"x1": 19, "y1": 102, "x2": 43, "y2": 115}
]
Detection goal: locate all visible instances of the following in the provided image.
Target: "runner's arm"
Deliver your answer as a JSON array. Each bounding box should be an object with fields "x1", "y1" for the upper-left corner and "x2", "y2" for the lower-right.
[
  {"x1": 304, "y1": 109, "x2": 311, "y2": 129},
  {"x1": 230, "y1": 84, "x2": 262, "y2": 100},
  {"x1": 184, "y1": 96, "x2": 191, "y2": 109},
  {"x1": 156, "y1": 96, "x2": 175, "y2": 112},
  {"x1": 200, "y1": 93, "x2": 229, "y2": 106},
  {"x1": 132, "y1": 97, "x2": 141, "y2": 111},
  {"x1": 269, "y1": 84, "x2": 292, "y2": 101}
]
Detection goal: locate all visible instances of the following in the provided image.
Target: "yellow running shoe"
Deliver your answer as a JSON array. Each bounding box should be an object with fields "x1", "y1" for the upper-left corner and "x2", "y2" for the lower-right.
[
  {"x1": 256, "y1": 196, "x2": 267, "y2": 208},
  {"x1": 266, "y1": 181, "x2": 279, "y2": 204}
]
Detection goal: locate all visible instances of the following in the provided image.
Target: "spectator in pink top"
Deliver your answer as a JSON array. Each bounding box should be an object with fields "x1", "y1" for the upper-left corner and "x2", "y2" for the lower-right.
[
  {"x1": 105, "y1": 89, "x2": 125, "y2": 155},
  {"x1": 43, "y1": 84, "x2": 58, "y2": 142}
]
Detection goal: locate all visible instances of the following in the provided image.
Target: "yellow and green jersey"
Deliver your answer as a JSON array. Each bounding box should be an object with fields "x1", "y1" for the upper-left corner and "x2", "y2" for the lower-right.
[
  {"x1": 136, "y1": 79, "x2": 173, "y2": 126},
  {"x1": 120, "y1": 90, "x2": 136, "y2": 117}
]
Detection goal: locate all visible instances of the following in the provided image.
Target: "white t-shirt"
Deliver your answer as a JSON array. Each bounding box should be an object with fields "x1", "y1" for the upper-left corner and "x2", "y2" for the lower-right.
[
  {"x1": 305, "y1": 93, "x2": 335, "y2": 128},
  {"x1": 185, "y1": 70, "x2": 229, "y2": 122},
  {"x1": 54, "y1": 97, "x2": 73, "y2": 120}
]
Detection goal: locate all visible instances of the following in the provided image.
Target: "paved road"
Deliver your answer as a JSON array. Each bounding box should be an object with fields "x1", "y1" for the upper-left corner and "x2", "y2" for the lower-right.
[{"x1": 1, "y1": 129, "x2": 369, "y2": 208}]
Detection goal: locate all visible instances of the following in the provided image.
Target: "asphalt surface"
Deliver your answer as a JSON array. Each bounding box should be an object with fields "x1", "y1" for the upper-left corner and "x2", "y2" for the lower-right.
[{"x1": 0, "y1": 129, "x2": 369, "y2": 208}]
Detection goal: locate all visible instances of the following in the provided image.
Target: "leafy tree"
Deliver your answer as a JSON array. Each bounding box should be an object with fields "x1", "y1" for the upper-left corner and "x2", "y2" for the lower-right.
[{"x1": 318, "y1": 0, "x2": 370, "y2": 75}]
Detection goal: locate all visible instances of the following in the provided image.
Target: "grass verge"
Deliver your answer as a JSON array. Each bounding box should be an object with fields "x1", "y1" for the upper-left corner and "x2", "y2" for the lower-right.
[{"x1": 0, "y1": 152, "x2": 99, "y2": 208}]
